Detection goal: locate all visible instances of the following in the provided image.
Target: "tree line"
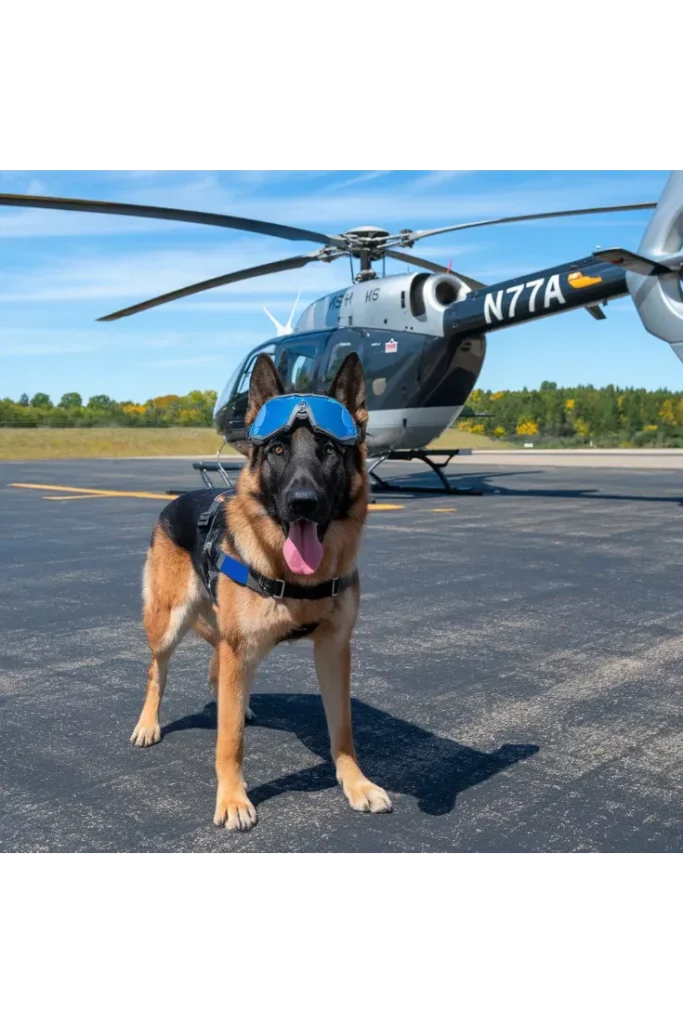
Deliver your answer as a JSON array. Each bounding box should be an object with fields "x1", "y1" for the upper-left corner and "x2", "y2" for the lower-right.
[
  {"x1": 461, "y1": 382, "x2": 683, "y2": 447},
  {"x1": 4, "y1": 382, "x2": 683, "y2": 446},
  {"x1": 0, "y1": 391, "x2": 218, "y2": 428}
]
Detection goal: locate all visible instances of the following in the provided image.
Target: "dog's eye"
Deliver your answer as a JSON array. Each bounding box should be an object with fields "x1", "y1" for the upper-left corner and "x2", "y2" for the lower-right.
[
  {"x1": 269, "y1": 443, "x2": 284, "y2": 457},
  {"x1": 323, "y1": 442, "x2": 336, "y2": 456}
]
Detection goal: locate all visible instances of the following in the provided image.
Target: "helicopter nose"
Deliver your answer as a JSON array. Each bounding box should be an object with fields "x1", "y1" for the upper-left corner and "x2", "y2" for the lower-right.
[{"x1": 287, "y1": 488, "x2": 320, "y2": 520}]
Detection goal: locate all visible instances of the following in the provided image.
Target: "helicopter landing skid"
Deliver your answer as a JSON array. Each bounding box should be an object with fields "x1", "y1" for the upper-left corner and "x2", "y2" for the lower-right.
[
  {"x1": 163, "y1": 462, "x2": 241, "y2": 497},
  {"x1": 192, "y1": 461, "x2": 241, "y2": 490},
  {"x1": 179, "y1": 451, "x2": 482, "y2": 498},
  {"x1": 367, "y1": 449, "x2": 483, "y2": 495}
]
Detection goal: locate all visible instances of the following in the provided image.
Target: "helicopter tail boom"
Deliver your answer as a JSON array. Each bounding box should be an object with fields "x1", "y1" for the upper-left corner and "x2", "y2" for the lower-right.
[
  {"x1": 624, "y1": 170, "x2": 683, "y2": 350},
  {"x1": 442, "y1": 171, "x2": 683, "y2": 349}
]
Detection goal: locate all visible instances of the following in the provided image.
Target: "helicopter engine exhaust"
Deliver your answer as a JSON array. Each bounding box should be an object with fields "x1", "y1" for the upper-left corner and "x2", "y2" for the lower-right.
[
  {"x1": 407, "y1": 271, "x2": 471, "y2": 319},
  {"x1": 427, "y1": 273, "x2": 468, "y2": 307}
]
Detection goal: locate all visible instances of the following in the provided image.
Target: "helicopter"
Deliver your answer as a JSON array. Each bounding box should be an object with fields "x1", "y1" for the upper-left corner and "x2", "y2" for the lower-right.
[{"x1": 2, "y1": 172, "x2": 683, "y2": 492}]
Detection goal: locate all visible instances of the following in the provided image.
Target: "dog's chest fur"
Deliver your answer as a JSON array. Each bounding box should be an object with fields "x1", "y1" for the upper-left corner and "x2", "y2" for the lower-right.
[{"x1": 158, "y1": 486, "x2": 360, "y2": 658}]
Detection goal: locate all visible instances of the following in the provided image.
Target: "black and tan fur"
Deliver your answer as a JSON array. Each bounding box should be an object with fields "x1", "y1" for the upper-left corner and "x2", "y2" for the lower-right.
[{"x1": 130, "y1": 352, "x2": 391, "y2": 831}]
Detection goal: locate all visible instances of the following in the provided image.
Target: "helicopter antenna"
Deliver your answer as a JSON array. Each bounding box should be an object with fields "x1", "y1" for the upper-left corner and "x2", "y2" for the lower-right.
[
  {"x1": 285, "y1": 288, "x2": 302, "y2": 332},
  {"x1": 263, "y1": 288, "x2": 302, "y2": 336},
  {"x1": 262, "y1": 306, "x2": 288, "y2": 336}
]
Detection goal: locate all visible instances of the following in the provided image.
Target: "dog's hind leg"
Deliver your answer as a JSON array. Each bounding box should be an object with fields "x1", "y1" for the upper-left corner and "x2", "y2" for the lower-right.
[{"x1": 130, "y1": 531, "x2": 200, "y2": 748}]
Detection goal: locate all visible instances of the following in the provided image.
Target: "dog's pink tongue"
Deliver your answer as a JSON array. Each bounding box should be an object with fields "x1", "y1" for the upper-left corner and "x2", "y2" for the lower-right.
[{"x1": 283, "y1": 520, "x2": 323, "y2": 575}]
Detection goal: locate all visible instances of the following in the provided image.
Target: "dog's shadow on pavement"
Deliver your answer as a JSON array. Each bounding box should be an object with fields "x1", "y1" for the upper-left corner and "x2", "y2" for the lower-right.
[{"x1": 163, "y1": 694, "x2": 538, "y2": 816}]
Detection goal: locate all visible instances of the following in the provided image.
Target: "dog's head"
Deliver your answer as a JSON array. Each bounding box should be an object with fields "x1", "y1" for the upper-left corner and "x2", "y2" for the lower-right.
[{"x1": 243, "y1": 352, "x2": 368, "y2": 575}]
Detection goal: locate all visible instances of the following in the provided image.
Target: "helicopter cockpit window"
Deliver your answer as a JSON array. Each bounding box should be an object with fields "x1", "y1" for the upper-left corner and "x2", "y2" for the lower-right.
[
  {"x1": 224, "y1": 344, "x2": 277, "y2": 412},
  {"x1": 276, "y1": 349, "x2": 290, "y2": 380},
  {"x1": 277, "y1": 333, "x2": 330, "y2": 392},
  {"x1": 236, "y1": 359, "x2": 255, "y2": 398},
  {"x1": 323, "y1": 329, "x2": 364, "y2": 384},
  {"x1": 289, "y1": 353, "x2": 315, "y2": 390},
  {"x1": 324, "y1": 342, "x2": 352, "y2": 383},
  {"x1": 231, "y1": 353, "x2": 261, "y2": 407}
]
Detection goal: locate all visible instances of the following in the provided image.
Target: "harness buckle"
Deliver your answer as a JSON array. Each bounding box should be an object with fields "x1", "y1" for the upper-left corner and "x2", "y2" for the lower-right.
[
  {"x1": 331, "y1": 577, "x2": 339, "y2": 597},
  {"x1": 272, "y1": 578, "x2": 286, "y2": 600}
]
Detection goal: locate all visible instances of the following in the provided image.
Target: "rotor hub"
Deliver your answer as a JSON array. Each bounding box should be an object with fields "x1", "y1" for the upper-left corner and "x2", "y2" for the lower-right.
[
  {"x1": 344, "y1": 226, "x2": 390, "y2": 241},
  {"x1": 341, "y1": 226, "x2": 391, "y2": 262}
]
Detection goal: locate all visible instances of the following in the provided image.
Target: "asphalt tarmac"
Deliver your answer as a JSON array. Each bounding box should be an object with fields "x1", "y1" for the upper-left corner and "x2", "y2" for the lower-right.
[{"x1": 2, "y1": 454, "x2": 683, "y2": 852}]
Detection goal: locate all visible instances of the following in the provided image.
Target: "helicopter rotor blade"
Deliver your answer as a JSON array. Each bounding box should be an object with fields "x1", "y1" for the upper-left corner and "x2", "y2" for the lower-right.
[
  {"x1": 97, "y1": 251, "x2": 328, "y2": 321},
  {"x1": 385, "y1": 249, "x2": 485, "y2": 290},
  {"x1": 397, "y1": 202, "x2": 658, "y2": 244},
  {"x1": 0, "y1": 193, "x2": 339, "y2": 247}
]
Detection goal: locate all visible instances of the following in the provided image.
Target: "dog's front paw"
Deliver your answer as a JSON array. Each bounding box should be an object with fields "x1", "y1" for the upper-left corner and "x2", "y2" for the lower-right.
[
  {"x1": 130, "y1": 722, "x2": 161, "y2": 747},
  {"x1": 344, "y1": 779, "x2": 392, "y2": 814},
  {"x1": 213, "y1": 792, "x2": 258, "y2": 832}
]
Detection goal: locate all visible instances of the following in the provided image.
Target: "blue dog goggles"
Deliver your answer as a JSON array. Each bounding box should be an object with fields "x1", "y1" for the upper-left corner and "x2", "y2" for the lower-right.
[{"x1": 248, "y1": 394, "x2": 360, "y2": 446}]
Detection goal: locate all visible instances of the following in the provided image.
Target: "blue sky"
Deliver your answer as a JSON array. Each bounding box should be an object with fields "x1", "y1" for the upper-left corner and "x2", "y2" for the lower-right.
[{"x1": 0, "y1": 169, "x2": 676, "y2": 404}]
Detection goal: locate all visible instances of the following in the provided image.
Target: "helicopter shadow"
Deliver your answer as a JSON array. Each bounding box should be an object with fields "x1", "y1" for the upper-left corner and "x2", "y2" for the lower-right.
[
  {"x1": 162, "y1": 694, "x2": 539, "y2": 816},
  {"x1": 372, "y1": 466, "x2": 683, "y2": 506}
]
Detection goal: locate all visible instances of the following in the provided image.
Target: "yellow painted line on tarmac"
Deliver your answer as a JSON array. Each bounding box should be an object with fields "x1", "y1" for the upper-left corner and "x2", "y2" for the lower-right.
[
  {"x1": 430, "y1": 507, "x2": 458, "y2": 513},
  {"x1": 10, "y1": 482, "x2": 179, "y2": 500},
  {"x1": 44, "y1": 494, "x2": 117, "y2": 501},
  {"x1": 10, "y1": 482, "x2": 404, "y2": 510}
]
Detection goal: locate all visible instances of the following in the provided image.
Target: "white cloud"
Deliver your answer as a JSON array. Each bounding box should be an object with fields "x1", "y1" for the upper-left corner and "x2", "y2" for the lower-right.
[
  {"x1": 252, "y1": 179, "x2": 658, "y2": 229},
  {"x1": 0, "y1": 326, "x2": 263, "y2": 357},
  {"x1": 99, "y1": 167, "x2": 240, "y2": 180},
  {"x1": 115, "y1": 168, "x2": 187, "y2": 179},
  {"x1": 144, "y1": 355, "x2": 223, "y2": 367},
  {"x1": 322, "y1": 171, "x2": 397, "y2": 192},
  {"x1": 235, "y1": 167, "x2": 342, "y2": 186},
  {"x1": 0, "y1": 242, "x2": 348, "y2": 306},
  {"x1": 460, "y1": 263, "x2": 532, "y2": 282},
  {"x1": 414, "y1": 242, "x2": 483, "y2": 257},
  {"x1": 408, "y1": 171, "x2": 477, "y2": 190},
  {"x1": 321, "y1": 168, "x2": 481, "y2": 192}
]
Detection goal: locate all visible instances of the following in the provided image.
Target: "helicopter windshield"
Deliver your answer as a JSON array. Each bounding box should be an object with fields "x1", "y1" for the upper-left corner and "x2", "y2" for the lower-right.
[
  {"x1": 213, "y1": 365, "x2": 240, "y2": 420},
  {"x1": 275, "y1": 332, "x2": 333, "y2": 392},
  {"x1": 213, "y1": 342, "x2": 276, "y2": 421},
  {"x1": 324, "y1": 336, "x2": 361, "y2": 384}
]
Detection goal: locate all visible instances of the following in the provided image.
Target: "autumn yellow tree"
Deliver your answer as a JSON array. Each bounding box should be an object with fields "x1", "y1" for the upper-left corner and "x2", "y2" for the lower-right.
[{"x1": 517, "y1": 420, "x2": 539, "y2": 436}]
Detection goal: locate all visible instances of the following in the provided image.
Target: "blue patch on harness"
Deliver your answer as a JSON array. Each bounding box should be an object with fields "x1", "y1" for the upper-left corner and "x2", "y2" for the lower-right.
[{"x1": 217, "y1": 551, "x2": 249, "y2": 587}]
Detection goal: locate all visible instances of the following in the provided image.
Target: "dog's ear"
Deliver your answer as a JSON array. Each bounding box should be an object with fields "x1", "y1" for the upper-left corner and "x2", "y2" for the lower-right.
[
  {"x1": 328, "y1": 352, "x2": 367, "y2": 432},
  {"x1": 246, "y1": 354, "x2": 285, "y2": 425}
]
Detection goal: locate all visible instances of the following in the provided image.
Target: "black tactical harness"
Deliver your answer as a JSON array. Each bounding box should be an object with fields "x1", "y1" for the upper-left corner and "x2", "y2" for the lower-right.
[{"x1": 196, "y1": 493, "x2": 358, "y2": 642}]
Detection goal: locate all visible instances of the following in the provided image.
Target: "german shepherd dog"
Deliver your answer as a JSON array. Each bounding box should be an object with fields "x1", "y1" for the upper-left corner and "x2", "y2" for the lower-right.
[{"x1": 130, "y1": 352, "x2": 392, "y2": 831}]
